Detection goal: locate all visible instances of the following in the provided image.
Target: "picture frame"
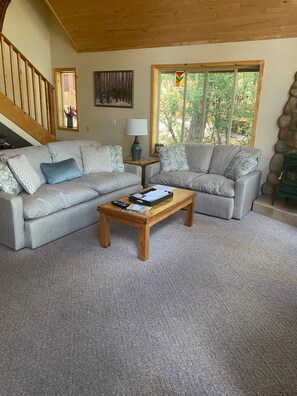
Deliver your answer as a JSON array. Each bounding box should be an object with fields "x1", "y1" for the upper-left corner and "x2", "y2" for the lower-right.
[{"x1": 94, "y1": 70, "x2": 133, "y2": 108}]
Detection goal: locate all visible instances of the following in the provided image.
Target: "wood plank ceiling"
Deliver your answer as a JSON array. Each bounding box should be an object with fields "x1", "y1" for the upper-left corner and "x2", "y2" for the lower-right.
[{"x1": 44, "y1": 0, "x2": 297, "y2": 52}]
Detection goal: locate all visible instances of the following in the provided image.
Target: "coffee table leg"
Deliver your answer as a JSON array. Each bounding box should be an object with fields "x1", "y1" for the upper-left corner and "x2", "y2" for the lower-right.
[
  {"x1": 185, "y1": 198, "x2": 196, "y2": 227},
  {"x1": 139, "y1": 224, "x2": 150, "y2": 261},
  {"x1": 99, "y1": 212, "x2": 110, "y2": 247}
]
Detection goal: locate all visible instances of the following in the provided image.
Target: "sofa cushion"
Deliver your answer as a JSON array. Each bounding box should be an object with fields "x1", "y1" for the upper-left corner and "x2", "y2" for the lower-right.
[
  {"x1": 209, "y1": 144, "x2": 241, "y2": 175},
  {"x1": 81, "y1": 145, "x2": 113, "y2": 174},
  {"x1": 149, "y1": 171, "x2": 202, "y2": 189},
  {"x1": 185, "y1": 144, "x2": 214, "y2": 173},
  {"x1": 47, "y1": 140, "x2": 100, "y2": 173},
  {"x1": 224, "y1": 151, "x2": 258, "y2": 181},
  {"x1": 8, "y1": 154, "x2": 41, "y2": 195},
  {"x1": 196, "y1": 192, "x2": 234, "y2": 220},
  {"x1": 109, "y1": 145, "x2": 125, "y2": 172},
  {"x1": 41, "y1": 158, "x2": 82, "y2": 184},
  {"x1": 240, "y1": 146, "x2": 261, "y2": 161},
  {"x1": 0, "y1": 155, "x2": 23, "y2": 195},
  {"x1": 21, "y1": 182, "x2": 98, "y2": 220},
  {"x1": 188, "y1": 174, "x2": 235, "y2": 198},
  {"x1": 1, "y1": 145, "x2": 52, "y2": 184},
  {"x1": 72, "y1": 172, "x2": 141, "y2": 195},
  {"x1": 159, "y1": 144, "x2": 189, "y2": 173}
]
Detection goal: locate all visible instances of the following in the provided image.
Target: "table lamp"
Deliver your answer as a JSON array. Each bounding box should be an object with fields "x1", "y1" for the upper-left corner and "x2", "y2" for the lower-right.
[{"x1": 126, "y1": 119, "x2": 148, "y2": 160}]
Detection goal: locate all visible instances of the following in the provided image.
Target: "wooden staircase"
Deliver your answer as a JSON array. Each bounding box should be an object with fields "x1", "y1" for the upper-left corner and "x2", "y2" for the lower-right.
[{"x1": 0, "y1": 33, "x2": 56, "y2": 144}]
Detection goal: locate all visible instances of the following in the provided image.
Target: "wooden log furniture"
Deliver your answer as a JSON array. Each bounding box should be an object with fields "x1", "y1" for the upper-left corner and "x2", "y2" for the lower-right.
[{"x1": 98, "y1": 188, "x2": 197, "y2": 261}]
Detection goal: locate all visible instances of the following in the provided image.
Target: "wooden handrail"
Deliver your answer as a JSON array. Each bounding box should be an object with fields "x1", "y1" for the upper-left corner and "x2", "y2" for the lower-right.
[{"x1": 0, "y1": 32, "x2": 55, "y2": 139}]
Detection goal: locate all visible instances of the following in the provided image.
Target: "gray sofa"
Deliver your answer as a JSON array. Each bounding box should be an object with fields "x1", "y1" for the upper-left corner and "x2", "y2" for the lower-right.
[
  {"x1": 145, "y1": 144, "x2": 261, "y2": 220},
  {"x1": 0, "y1": 140, "x2": 142, "y2": 250}
]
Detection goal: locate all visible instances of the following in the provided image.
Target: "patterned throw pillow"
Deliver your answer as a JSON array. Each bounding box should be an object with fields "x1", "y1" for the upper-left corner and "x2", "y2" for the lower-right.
[
  {"x1": 224, "y1": 151, "x2": 258, "y2": 181},
  {"x1": 81, "y1": 145, "x2": 113, "y2": 174},
  {"x1": 158, "y1": 144, "x2": 189, "y2": 173},
  {"x1": 109, "y1": 145, "x2": 125, "y2": 172},
  {"x1": 8, "y1": 154, "x2": 41, "y2": 194},
  {"x1": 0, "y1": 155, "x2": 23, "y2": 195}
]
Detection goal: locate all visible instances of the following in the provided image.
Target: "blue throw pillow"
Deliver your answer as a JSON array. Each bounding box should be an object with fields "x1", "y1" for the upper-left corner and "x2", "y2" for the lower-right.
[{"x1": 41, "y1": 158, "x2": 82, "y2": 184}]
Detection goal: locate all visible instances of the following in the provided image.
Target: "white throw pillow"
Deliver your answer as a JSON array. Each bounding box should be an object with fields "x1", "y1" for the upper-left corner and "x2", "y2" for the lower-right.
[
  {"x1": 81, "y1": 145, "x2": 113, "y2": 174},
  {"x1": 8, "y1": 154, "x2": 41, "y2": 194}
]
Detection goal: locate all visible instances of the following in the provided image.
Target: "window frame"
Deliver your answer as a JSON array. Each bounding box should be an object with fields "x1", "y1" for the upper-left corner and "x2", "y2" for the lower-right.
[
  {"x1": 54, "y1": 67, "x2": 79, "y2": 132},
  {"x1": 150, "y1": 60, "x2": 264, "y2": 156}
]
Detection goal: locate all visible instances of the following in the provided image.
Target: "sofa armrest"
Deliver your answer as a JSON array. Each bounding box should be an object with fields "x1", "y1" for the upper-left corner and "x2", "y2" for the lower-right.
[
  {"x1": 0, "y1": 191, "x2": 25, "y2": 250},
  {"x1": 124, "y1": 164, "x2": 142, "y2": 178},
  {"x1": 233, "y1": 170, "x2": 262, "y2": 219},
  {"x1": 144, "y1": 162, "x2": 161, "y2": 187}
]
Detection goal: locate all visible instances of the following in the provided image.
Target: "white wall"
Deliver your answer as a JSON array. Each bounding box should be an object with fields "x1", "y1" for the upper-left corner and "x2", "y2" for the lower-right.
[
  {"x1": 49, "y1": 19, "x2": 296, "y2": 182},
  {"x1": 3, "y1": 0, "x2": 52, "y2": 81},
  {"x1": 4, "y1": 1, "x2": 296, "y2": 184}
]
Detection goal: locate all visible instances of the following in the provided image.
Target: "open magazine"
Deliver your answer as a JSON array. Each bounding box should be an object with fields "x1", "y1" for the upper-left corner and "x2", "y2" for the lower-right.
[{"x1": 125, "y1": 204, "x2": 152, "y2": 215}]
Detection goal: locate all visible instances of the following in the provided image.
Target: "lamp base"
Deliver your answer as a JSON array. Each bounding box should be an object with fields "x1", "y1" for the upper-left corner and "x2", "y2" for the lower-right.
[{"x1": 131, "y1": 136, "x2": 142, "y2": 161}]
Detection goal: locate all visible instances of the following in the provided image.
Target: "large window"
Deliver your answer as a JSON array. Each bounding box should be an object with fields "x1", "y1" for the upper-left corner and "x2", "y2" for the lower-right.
[
  {"x1": 54, "y1": 68, "x2": 79, "y2": 131},
  {"x1": 150, "y1": 61, "x2": 264, "y2": 155}
]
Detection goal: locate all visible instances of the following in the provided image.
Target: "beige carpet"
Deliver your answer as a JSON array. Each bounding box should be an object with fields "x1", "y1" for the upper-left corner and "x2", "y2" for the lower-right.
[{"x1": 0, "y1": 211, "x2": 296, "y2": 395}]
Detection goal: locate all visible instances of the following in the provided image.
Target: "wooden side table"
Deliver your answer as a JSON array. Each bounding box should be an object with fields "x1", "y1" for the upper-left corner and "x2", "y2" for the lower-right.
[{"x1": 123, "y1": 157, "x2": 159, "y2": 186}]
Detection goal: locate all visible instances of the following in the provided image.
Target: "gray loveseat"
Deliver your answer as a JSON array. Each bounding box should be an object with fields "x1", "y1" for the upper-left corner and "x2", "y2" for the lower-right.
[
  {"x1": 145, "y1": 144, "x2": 261, "y2": 220},
  {"x1": 0, "y1": 140, "x2": 142, "y2": 250}
]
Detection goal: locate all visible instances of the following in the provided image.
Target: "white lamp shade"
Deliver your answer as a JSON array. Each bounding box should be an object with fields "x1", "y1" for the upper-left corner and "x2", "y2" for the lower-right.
[{"x1": 126, "y1": 119, "x2": 148, "y2": 136}]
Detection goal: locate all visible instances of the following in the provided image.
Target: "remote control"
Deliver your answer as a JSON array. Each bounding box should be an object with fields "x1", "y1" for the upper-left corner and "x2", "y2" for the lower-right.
[{"x1": 111, "y1": 200, "x2": 130, "y2": 209}]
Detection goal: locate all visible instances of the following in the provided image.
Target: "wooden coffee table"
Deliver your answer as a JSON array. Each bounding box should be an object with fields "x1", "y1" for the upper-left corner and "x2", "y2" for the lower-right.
[{"x1": 97, "y1": 188, "x2": 197, "y2": 261}]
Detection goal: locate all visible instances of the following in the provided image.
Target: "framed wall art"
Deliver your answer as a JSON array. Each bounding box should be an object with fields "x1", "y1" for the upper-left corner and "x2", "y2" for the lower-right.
[{"x1": 94, "y1": 70, "x2": 133, "y2": 108}]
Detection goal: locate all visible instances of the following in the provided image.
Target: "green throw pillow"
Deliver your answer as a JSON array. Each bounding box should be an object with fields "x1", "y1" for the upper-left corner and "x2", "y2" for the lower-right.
[
  {"x1": 109, "y1": 145, "x2": 125, "y2": 172},
  {"x1": 0, "y1": 154, "x2": 23, "y2": 195},
  {"x1": 158, "y1": 144, "x2": 189, "y2": 173},
  {"x1": 224, "y1": 151, "x2": 258, "y2": 180}
]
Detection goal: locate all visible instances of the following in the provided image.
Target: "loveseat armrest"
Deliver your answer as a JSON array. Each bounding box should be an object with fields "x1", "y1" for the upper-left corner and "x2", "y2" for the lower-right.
[
  {"x1": 233, "y1": 170, "x2": 262, "y2": 219},
  {"x1": 124, "y1": 164, "x2": 142, "y2": 178},
  {"x1": 0, "y1": 191, "x2": 25, "y2": 250},
  {"x1": 144, "y1": 162, "x2": 161, "y2": 187}
]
